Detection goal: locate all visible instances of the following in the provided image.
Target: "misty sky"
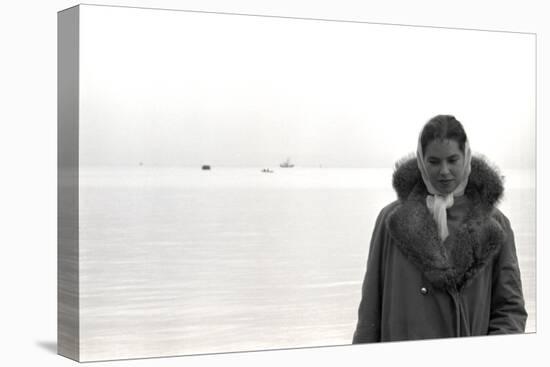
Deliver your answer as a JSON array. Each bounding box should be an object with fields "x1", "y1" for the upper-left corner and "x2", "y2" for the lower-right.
[{"x1": 79, "y1": 5, "x2": 535, "y2": 169}]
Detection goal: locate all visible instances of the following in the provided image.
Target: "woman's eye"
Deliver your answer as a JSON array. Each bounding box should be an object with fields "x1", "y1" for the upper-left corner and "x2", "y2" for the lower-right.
[{"x1": 448, "y1": 157, "x2": 461, "y2": 164}]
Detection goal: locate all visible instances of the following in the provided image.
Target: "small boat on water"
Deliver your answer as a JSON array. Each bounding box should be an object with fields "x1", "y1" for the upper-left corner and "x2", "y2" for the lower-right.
[
  {"x1": 201, "y1": 165, "x2": 211, "y2": 170},
  {"x1": 261, "y1": 168, "x2": 274, "y2": 173},
  {"x1": 280, "y1": 158, "x2": 294, "y2": 168}
]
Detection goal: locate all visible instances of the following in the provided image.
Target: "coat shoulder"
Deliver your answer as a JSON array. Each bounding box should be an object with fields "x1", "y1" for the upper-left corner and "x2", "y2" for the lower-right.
[
  {"x1": 380, "y1": 200, "x2": 401, "y2": 218},
  {"x1": 375, "y1": 200, "x2": 402, "y2": 229},
  {"x1": 490, "y1": 207, "x2": 513, "y2": 232}
]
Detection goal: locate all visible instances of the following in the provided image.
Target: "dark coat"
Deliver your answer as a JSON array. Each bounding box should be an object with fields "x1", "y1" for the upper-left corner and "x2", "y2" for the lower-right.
[{"x1": 352, "y1": 156, "x2": 527, "y2": 343}]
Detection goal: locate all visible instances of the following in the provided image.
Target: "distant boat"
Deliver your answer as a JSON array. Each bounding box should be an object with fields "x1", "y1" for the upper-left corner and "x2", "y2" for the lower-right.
[
  {"x1": 201, "y1": 165, "x2": 211, "y2": 170},
  {"x1": 280, "y1": 158, "x2": 294, "y2": 168},
  {"x1": 261, "y1": 168, "x2": 274, "y2": 173}
]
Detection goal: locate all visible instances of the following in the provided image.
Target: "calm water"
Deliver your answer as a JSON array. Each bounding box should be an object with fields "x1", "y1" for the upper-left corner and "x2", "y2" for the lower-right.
[{"x1": 79, "y1": 167, "x2": 536, "y2": 361}]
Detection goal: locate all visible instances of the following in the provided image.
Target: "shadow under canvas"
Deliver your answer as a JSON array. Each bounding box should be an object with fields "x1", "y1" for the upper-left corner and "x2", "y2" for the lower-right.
[{"x1": 36, "y1": 340, "x2": 58, "y2": 354}]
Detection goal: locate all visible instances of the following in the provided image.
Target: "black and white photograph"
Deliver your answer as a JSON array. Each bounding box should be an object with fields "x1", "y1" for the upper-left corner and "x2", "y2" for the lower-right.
[
  {"x1": 58, "y1": 4, "x2": 536, "y2": 362},
  {"x1": 2, "y1": 1, "x2": 548, "y2": 367}
]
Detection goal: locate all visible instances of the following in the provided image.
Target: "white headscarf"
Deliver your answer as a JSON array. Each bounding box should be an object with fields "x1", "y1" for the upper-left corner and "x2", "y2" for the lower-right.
[{"x1": 416, "y1": 136, "x2": 472, "y2": 242}]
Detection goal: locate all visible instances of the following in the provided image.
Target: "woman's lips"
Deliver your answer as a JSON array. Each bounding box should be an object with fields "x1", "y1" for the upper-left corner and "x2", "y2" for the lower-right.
[{"x1": 438, "y1": 179, "x2": 455, "y2": 186}]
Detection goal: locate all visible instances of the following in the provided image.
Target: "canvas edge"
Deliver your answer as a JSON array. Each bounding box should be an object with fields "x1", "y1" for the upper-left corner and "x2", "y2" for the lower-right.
[{"x1": 57, "y1": 5, "x2": 80, "y2": 362}]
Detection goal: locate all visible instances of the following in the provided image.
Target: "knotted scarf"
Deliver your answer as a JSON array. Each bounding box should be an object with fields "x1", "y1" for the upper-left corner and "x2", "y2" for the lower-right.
[{"x1": 416, "y1": 137, "x2": 472, "y2": 241}]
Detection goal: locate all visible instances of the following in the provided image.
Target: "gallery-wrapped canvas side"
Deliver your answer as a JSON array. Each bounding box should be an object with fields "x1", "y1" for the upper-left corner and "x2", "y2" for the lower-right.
[{"x1": 58, "y1": 5, "x2": 80, "y2": 362}]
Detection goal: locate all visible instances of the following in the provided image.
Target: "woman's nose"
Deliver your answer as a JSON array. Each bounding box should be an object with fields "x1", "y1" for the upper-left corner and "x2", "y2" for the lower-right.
[{"x1": 440, "y1": 162, "x2": 450, "y2": 175}]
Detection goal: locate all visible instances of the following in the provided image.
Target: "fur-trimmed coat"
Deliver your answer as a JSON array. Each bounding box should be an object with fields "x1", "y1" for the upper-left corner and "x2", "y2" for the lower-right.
[{"x1": 352, "y1": 156, "x2": 527, "y2": 343}]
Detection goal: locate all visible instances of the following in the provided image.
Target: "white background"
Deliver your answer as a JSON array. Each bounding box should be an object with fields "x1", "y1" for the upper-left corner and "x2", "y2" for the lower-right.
[{"x1": 0, "y1": 0, "x2": 547, "y2": 366}]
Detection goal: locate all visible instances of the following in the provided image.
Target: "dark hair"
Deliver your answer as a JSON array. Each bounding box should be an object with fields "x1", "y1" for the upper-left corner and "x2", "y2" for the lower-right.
[{"x1": 420, "y1": 115, "x2": 468, "y2": 155}]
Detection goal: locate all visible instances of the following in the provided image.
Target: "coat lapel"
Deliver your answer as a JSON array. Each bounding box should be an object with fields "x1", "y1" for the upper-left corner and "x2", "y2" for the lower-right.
[{"x1": 387, "y1": 157, "x2": 508, "y2": 291}]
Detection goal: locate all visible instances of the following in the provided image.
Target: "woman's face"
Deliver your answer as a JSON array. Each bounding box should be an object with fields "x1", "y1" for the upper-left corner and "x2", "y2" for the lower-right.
[{"x1": 423, "y1": 139, "x2": 465, "y2": 194}]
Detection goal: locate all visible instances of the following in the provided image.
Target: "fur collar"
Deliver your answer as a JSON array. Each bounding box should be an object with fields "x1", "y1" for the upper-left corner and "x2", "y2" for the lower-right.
[{"x1": 387, "y1": 155, "x2": 507, "y2": 291}]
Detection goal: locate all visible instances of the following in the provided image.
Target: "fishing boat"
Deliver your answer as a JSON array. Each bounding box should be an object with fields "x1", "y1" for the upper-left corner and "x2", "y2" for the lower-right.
[{"x1": 279, "y1": 158, "x2": 294, "y2": 168}]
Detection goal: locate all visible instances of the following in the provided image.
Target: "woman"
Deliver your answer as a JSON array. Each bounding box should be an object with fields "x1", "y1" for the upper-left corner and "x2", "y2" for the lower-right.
[{"x1": 352, "y1": 115, "x2": 527, "y2": 343}]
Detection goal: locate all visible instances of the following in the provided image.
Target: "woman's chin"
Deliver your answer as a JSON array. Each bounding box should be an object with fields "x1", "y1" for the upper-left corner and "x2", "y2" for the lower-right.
[{"x1": 435, "y1": 182, "x2": 457, "y2": 194}]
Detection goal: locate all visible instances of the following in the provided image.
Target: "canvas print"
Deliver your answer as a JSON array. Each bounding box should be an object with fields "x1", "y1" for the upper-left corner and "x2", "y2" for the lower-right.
[{"x1": 58, "y1": 4, "x2": 536, "y2": 362}]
